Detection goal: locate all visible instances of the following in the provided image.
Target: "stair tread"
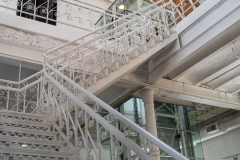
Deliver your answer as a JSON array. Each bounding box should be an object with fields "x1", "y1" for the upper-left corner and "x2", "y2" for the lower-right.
[
  {"x1": 0, "y1": 135, "x2": 65, "y2": 146},
  {"x1": 0, "y1": 126, "x2": 58, "y2": 136},
  {"x1": 0, "y1": 117, "x2": 52, "y2": 127},
  {"x1": 0, "y1": 146, "x2": 73, "y2": 157},
  {"x1": 0, "y1": 110, "x2": 45, "y2": 120}
]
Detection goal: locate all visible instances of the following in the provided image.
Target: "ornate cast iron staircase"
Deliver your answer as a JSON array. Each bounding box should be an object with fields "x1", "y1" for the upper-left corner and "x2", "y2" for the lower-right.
[
  {"x1": 0, "y1": 0, "x2": 205, "y2": 159},
  {"x1": 44, "y1": 0, "x2": 178, "y2": 95}
]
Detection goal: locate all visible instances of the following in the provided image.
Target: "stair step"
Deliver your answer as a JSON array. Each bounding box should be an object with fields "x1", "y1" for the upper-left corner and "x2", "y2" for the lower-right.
[
  {"x1": 0, "y1": 118, "x2": 51, "y2": 131},
  {"x1": 0, "y1": 116, "x2": 52, "y2": 128},
  {"x1": 0, "y1": 141, "x2": 62, "y2": 152},
  {"x1": 0, "y1": 135, "x2": 65, "y2": 147},
  {"x1": 0, "y1": 110, "x2": 45, "y2": 122},
  {"x1": 0, "y1": 126, "x2": 58, "y2": 140},
  {"x1": 0, "y1": 125, "x2": 57, "y2": 135},
  {"x1": 0, "y1": 146, "x2": 73, "y2": 158}
]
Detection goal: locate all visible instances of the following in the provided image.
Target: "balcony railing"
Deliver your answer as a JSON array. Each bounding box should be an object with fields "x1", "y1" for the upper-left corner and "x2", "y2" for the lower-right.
[
  {"x1": 0, "y1": 71, "x2": 42, "y2": 114},
  {"x1": 0, "y1": 0, "x2": 124, "y2": 31}
]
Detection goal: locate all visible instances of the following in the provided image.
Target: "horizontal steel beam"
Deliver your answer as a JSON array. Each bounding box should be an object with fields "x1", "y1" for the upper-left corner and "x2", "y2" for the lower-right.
[
  {"x1": 120, "y1": 77, "x2": 240, "y2": 110},
  {"x1": 148, "y1": 0, "x2": 240, "y2": 83}
]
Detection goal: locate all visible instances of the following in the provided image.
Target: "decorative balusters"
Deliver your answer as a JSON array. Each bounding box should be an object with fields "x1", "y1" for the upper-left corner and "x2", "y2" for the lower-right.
[
  {"x1": 42, "y1": 71, "x2": 153, "y2": 160},
  {"x1": 0, "y1": 71, "x2": 42, "y2": 114},
  {"x1": 44, "y1": 1, "x2": 174, "y2": 91},
  {"x1": 0, "y1": 0, "x2": 124, "y2": 31},
  {"x1": 41, "y1": 65, "x2": 189, "y2": 160},
  {"x1": 0, "y1": 1, "x2": 207, "y2": 160}
]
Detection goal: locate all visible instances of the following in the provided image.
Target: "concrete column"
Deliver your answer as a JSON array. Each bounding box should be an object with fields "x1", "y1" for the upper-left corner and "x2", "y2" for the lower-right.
[{"x1": 141, "y1": 88, "x2": 160, "y2": 160}]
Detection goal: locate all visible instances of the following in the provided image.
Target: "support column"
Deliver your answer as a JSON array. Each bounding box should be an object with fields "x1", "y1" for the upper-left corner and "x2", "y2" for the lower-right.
[{"x1": 141, "y1": 88, "x2": 160, "y2": 160}]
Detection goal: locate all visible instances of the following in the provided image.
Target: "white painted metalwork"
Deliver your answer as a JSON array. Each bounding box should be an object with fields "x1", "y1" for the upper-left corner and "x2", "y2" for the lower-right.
[
  {"x1": 44, "y1": 1, "x2": 175, "y2": 91},
  {"x1": 0, "y1": 110, "x2": 72, "y2": 160},
  {"x1": 0, "y1": 0, "x2": 207, "y2": 159},
  {"x1": 39, "y1": 1, "x2": 204, "y2": 160},
  {"x1": 0, "y1": 71, "x2": 42, "y2": 114},
  {"x1": 0, "y1": 0, "x2": 124, "y2": 31},
  {"x1": 42, "y1": 64, "x2": 189, "y2": 160}
]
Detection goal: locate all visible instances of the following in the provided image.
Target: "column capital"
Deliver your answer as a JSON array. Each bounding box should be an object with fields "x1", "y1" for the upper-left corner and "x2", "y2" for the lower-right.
[
  {"x1": 141, "y1": 88, "x2": 155, "y2": 105},
  {"x1": 140, "y1": 88, "x2": 155, "y2": 96}
]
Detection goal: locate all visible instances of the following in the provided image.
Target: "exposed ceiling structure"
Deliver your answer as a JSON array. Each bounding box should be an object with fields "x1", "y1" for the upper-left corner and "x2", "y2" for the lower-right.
[
  {"x1": 98, "y1": 0, "x2": 240, "y2": 125},
  {"x1": 0, "y1": 0, "x2": 238, "y2": 126},
  {"x1": 173, "y1": 36, "x2": 240, "y2": 95},
  {"x1": 190, "y1": 104, "x2": 230, "y2": 123}
]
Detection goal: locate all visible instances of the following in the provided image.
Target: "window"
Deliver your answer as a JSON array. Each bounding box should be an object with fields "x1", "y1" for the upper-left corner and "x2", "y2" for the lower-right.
[{"x1": 17, "y1": 0, "x2": 57, "y2": 25}]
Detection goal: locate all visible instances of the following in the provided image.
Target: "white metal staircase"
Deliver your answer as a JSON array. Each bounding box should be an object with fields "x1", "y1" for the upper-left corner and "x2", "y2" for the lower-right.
[
  {"x1": 0, "y1": 111, "x2": 73, "y2": 160},
  {"x1": 44, "y1": 0, "x2": 177, "y2": 94},
  {"x1": 0, "y1": 0, "x2": 206, "y2": 160}
]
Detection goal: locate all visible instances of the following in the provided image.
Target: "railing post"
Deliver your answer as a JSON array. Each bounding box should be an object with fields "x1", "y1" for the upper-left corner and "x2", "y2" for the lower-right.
[
  {"x1": 85, "y1": 111, "x2": 89, "y2": 160},
  {"x1": 96, "y1": 122, "x2": 101, "y2": 160}
]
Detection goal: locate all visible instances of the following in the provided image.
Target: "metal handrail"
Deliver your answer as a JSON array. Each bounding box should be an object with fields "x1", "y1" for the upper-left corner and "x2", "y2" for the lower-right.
[
  {"x1": 45, "y1": 63, "x2": 189, "y2": 160},
  {"x1": 0, "y1": 0, "x2": 125, "y2": 32},
  {"x1": 61, "y1": 0, "x2": 124, "y2": 19},
  {"x1": 0, "y1": 71, "x2": 42, "y2": 86},
  {"x1": 44, "y1": 0, "x2": 168, "y2": 56},
  {"x1": 46, "y1": 2, "x2": 171, "y2": 63},
  {"x1": 0, "y1": 74, "x2": 42, "y2": 114},
  {"x1": 70, "y1": 0, "x2": 124, "y2": 17}
]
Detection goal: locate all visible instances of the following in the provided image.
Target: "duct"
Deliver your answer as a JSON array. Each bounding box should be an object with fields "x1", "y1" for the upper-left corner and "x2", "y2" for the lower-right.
[{"x1": 193, "y1": 114, "x2": 240, "y2": 145}]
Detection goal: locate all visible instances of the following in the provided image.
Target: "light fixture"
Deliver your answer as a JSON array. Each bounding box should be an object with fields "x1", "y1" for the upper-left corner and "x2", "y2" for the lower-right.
[
  {"x1": 118, "y1": 0, "x2": 125, "y2": 10},
  {"x1": 118, "y1": 4, "x2": 124, "y2": 10},
  {"x1": 21, "y1": 144, "x2": 28, "y2": 148}
]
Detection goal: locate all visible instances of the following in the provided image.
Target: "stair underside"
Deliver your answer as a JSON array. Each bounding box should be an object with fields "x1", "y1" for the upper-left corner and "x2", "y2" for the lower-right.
[{"x1": 87, "y1": 33, "x2": 178, "y2": 95}]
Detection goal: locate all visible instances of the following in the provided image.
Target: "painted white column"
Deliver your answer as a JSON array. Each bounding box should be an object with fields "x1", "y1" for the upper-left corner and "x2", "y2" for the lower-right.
[{"x1": 141, "y1": 88, "x2": 160, "y2": 160}]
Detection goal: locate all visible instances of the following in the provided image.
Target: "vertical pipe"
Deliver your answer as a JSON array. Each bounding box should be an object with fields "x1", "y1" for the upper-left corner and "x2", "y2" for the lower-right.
[{"x1": 178, "y1": 106, "x2": 188, "y2": 157}]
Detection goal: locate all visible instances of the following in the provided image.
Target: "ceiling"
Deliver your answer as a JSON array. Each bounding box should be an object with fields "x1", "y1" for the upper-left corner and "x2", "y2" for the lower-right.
[
  {"x1": 191, "y1": 104, "x2": 230, "y2": 123},
  {"x1": 173, "y1": 36, "x2": 240, "y2": 95},
  {"x1": 99, "y1": 5, "x2": 240, "y2": 124}
]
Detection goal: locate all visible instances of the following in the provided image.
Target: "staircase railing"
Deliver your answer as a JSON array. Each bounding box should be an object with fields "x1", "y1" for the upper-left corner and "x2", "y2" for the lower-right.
[
  {"x1": 42, "y1": 64, "x2": 189, "y2": 160},
  {"x1": 0, "y1": 0, "x2": 207, "y2": 159},
  {"x1": 44, "y1": 0, "x2": 205, "y2": 57},
  {"x1": 0, "y1": 71, "x2": 42, "y2": 114},
  {"x1": 44, "y1": 0, "x2": 206, "y2": 91},
  {"x1": 39, "y1": 1, "x2": 206, "y2": 159},
  {"x1": 0, "y1": 0, "x2": 124, "y2": 31},
  {"x1": 44, "y1": 0, "x2": 174, "y2": 90}
]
